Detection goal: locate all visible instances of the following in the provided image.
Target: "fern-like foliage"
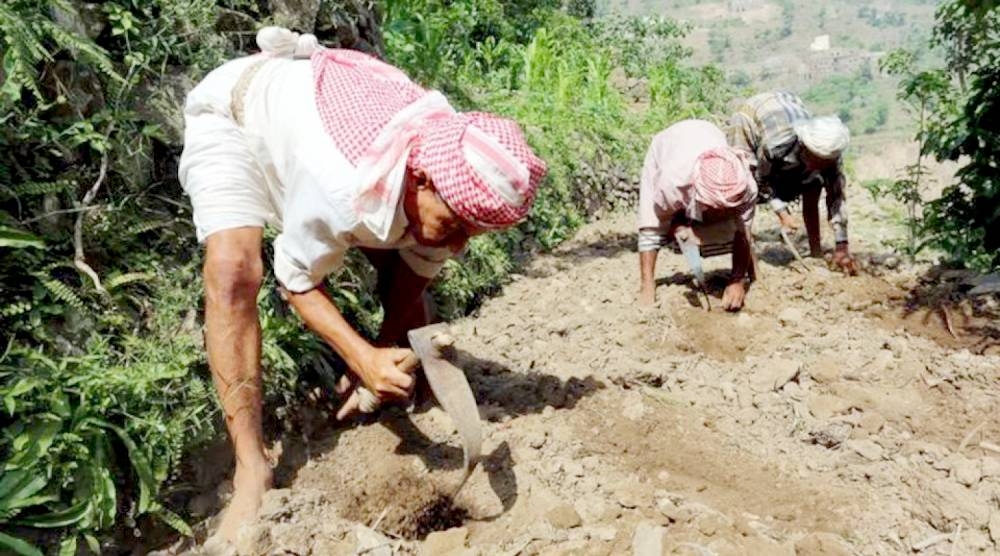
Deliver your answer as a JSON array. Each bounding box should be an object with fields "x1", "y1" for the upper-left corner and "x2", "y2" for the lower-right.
[
  {"x1": 0, "y1": 0, "x2": 121, "y2": 105},
  {"x1": 0, "y1": 179, "x2": 77, "y2": 199},
  {"x1": 34, "y1": 273, "x2": 85, "y2": 312},
  {"x1": 105, "y1": 272, "x2": 154, "y2": 291},
  {"x1": 0, "y1": 301, "x2": 33, "y2": 318}
]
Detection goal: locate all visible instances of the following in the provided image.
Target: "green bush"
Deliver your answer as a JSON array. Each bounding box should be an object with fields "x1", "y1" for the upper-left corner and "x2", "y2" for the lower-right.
[{"x1": 883, "y1": 1, "x2": 1000, "y2": 270}]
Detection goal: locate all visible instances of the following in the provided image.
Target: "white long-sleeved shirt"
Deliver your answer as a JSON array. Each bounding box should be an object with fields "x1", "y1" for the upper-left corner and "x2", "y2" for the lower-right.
[{"x1": 183, "y1": 56, "x2": 453, "y2": 292}]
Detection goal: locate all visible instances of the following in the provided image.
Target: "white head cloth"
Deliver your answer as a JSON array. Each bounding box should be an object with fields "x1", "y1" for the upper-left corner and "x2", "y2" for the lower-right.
[
  {"x1": 794, "y1": 116, "x2": 850, "y2": 159},
  {"x1": 256, "y1": 26, "x2": 320, "y2": 59}
]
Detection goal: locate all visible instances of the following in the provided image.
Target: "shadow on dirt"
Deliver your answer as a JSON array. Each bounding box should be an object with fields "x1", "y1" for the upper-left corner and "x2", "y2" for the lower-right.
[
  {"x1": 895, "y1": 266, "x2": 1000, "y2": 355},
  {"x1": 454, "y1": 348, "x2": 605, "y2": 417},
  {"x1": 658, "y1": 269, "x2": 739, "y2": 309},
  {"x1": 548, "y1": 232, "x2": 635, "y2": 262}
]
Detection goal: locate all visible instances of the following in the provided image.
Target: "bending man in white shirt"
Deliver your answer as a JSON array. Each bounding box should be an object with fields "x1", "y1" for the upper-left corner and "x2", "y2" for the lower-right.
[
  {"x1": 178, "y1": 28, "x2": 547, "y2": 545},
  {"x1": 637, "y1": 119, "x2": 757, "y2": 311}
]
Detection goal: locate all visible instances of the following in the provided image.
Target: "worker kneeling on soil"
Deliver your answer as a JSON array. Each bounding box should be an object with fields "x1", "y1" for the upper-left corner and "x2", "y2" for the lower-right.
[
  {"x1": 726, "y1": 90, "x2": 858, "y2": 274},
  {"x1": 637, "y1": 119, "x2": 757, "y2": 311},
  {"x1": 178, "y1": 27, "x2": 546, "y2": 546}
]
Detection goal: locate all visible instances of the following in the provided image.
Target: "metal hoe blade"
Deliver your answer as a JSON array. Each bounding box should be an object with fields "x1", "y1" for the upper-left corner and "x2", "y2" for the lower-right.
[
  {"x1": 408, "y1": 323, "x2": 483, "y2": 496},
  {"x1": 779, "y1": 226, "x2": 810, "y2": 272},
  {"x1": 677, "y1": 234, "x2": 712, "y2": 311}
]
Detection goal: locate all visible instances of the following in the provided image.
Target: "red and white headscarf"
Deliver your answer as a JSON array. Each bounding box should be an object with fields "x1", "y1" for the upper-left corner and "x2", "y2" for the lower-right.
[
  {"x1": 687, "y1": 146, "x2": 756, "y2": 220},
  {"x1": 254, "y1": 27, "x2": 546, "y2": 238}
]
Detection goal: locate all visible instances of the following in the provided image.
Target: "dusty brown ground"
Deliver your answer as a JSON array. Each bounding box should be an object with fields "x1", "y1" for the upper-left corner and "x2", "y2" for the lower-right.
[{"x1": 163, "y1": 206, "x2": 1000, "y2": 556}]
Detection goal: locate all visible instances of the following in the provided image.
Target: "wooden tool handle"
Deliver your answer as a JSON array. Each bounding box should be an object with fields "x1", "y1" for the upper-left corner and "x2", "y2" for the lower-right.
[{"x1": 335, "y1": 350, "x2": 421, "y2": 421}]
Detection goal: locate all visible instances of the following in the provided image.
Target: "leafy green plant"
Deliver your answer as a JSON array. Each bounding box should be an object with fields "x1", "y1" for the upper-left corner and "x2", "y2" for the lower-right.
[{"x1": 884, "y1": 2, "x2": 1000, "y2": 270}]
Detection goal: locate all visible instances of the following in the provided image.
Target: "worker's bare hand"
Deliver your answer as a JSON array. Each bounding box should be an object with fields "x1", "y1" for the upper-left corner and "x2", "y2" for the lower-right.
[
  {"x1": 777, "y1": 210, "x2": 799, "y2": 233},
  {"x1": 833, "y1": 243, "x2": 859, "y2": 276},
  {"x1": 357, "y1": 347, "x2": 419, "y2": 401},
  {"x1": 721, "y1": 281, "x2": 746, "y2": 312}
]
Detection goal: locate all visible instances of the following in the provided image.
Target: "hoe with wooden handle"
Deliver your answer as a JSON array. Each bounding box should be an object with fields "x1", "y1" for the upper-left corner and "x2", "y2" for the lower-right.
[
  {"x1": 336, "y1": 323, "x2": 482, "y2": 495},
  {"x1": 675, "y1": 226, "x2": 712, "y2": 311}
]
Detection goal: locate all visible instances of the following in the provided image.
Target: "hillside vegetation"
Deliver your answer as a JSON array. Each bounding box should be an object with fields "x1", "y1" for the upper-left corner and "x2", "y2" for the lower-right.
[{"x1": 599, "y1": 0, "x2": 940, "y2": 139}]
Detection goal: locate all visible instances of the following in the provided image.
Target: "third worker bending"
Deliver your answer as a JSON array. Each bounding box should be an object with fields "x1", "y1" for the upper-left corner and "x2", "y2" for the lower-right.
[{"x1": 727, "y1": 90, "x2": 858, "y2": 274}]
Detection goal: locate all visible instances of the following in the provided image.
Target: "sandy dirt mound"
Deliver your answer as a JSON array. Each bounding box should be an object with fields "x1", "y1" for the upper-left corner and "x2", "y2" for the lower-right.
[{"x1": 164, "y1": 209, "x2": 999, "y2": 555}]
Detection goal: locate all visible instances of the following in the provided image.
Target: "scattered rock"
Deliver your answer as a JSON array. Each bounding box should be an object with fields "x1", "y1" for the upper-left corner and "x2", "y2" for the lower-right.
[
  {"x1": 656, "y1": 497, "x2": 683, "y2": 522},
  {"x1": 583, "y1": 524, "x2": 618, "y2": 541},
  {"x1": 778, "y1": 307, "x2": 805, "y2": 326},
  {"x1": 858, "y1": 411, "x2": 886, "y2": 434},
  {"x1": 354, "y1": 525, "x2": 392, "y2": 556},
  {"x1": 808, "y1": 421, "x2": 852, "y2": 448},
  {"x1": 546, "y1": 503, "x2": 583, "y2": 529},
  {"x1": 744, "y1": 536, "x2": 796, "y2": 555},
  {"x1": 234, "y1": 524, "x2": 271, "y2": 556},
  {"x1": 808, "y1": 358, "x2": 842, "y2": 384},
  {"x1": 983, "y1": 457, "x2": 1000, "y2": 478},
  {"x1": 311, "y1": 537, "x2": 355, "y2": 556},
  {"x1": 422, "y1": 526, "x2": 469, "y2": 555},
  {"x1": 631, "y1": 521, "x2": 667, "y2": 556},
  {"x1": 847, "y1": 439, "x2": 884, "y2": 461},
  {"x1": 561, "y1": 459, "x2": 584, "y2": 477},
  {"x1": 869, "y1": 349, "x2": 896, "y2": 373},
  {"x1": 526, "y1": 430, "x2": 548, "y2": 450},
  {"x1": 794, "y1": 532, "x2": 851, "y2": 555},
  {"x1": 989, "y1": 513, "x2": 1000, "y2": 545},
  {"x1": 622, "y1": 399, "x2": 649, "y2": 421},
  {"x1": 752, "y1": 360, "x2": 802, "y2": 392},
  {"x1": 258, "y1": 488, "x2": 294, "y2": 521},
  {"x1": 808, "y1": 395, "x2": 852, "y2": 420},
  {"x1": 695, "y1": 512, "x2": 729, "y2": 537},
  {"x1": 614, "y1": 486, "x2": 644, "y2": 509},
  {"x1": 926, "y1": 478, "x2": 992, "y2": 527},
  {"x1": 951, "y1": 456, "x2": 982, "y2": 486}
]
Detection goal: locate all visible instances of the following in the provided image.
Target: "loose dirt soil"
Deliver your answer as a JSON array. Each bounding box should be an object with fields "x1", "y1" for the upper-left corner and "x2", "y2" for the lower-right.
[{"x1": 166, "y1": 207, "x2": 999, "y2": 555}]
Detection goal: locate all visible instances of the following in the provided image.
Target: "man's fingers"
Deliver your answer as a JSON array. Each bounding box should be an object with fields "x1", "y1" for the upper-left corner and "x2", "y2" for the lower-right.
[
  {"x1": 374, "y1": 375, "x2": 411, "y2": 400},
  {"x1": 392, "y1": 348, "x2": 420, "y2": 373},
  {"x1": 334, "y1": 374, "x2": 354, "y2": 396},
  {"x1": 335, "y1": 390, "x2": 362, "y2": 421}
]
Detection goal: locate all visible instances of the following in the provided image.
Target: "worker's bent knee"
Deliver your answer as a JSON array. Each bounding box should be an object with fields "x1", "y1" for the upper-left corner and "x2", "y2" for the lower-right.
[{"x1": 204, "y1": 240, "x2": 264, "y2": 307}]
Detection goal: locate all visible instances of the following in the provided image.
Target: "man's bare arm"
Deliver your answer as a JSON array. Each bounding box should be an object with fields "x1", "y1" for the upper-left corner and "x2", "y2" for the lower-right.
[{"x1": 285, "y1": 286, "x2": 415, "y2": 399}]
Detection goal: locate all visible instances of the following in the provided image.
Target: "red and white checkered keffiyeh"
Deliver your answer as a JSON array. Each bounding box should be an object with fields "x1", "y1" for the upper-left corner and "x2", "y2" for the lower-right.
[
  {"x1": 301, "y1": 34, "x2": 545, "y2": 235},
  {"x1": 408, "y1": 112, "x2": 547, "y2": 229},
  {"x1": 688, "y1": 147, "x2": 756, "y2": 218}
]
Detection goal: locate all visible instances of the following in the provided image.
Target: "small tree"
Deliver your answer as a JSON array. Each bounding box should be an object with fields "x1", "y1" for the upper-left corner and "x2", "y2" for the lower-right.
[
  {"x1": 922, "y1": 1, "x2": 1000, "y2": 270},
  {"x1": 879, "y1": 49, "x2": 952, "y2": 261}
]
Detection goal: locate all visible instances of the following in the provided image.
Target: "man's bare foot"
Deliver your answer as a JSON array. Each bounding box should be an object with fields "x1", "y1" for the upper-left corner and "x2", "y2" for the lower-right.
[
  {"x1": 638, "y1": 286, "x2": 656, "y2": 306},
  {"x1": 211, "y1": 456, "x2": 273, "y2": 546}
]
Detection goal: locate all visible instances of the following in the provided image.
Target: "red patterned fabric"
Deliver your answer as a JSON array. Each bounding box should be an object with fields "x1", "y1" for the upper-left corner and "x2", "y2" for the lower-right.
[
  {"x1": 311, "y1": 49, "x2": 427, "y2": 164},
  {"x1": 409, "y1": 112, "x2": 547, "y2": 228},
  {"x1": 690, "y1": 147, "x2": 755, "y2": 211}
]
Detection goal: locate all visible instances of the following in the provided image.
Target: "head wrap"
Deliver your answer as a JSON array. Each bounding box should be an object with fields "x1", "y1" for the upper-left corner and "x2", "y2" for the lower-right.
[
  {"x1": 248, "y1": 27, "x2": 546, "y2": 238},
  {"x1": 409, "y1": 113, "x2": 546, "y2": 229},
  {"x1": 687, "y1": 146, "x2": 756, "y2": 220},
  {"x1": 794, "y1": 116, "x2": 850, "y2": 159}
]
